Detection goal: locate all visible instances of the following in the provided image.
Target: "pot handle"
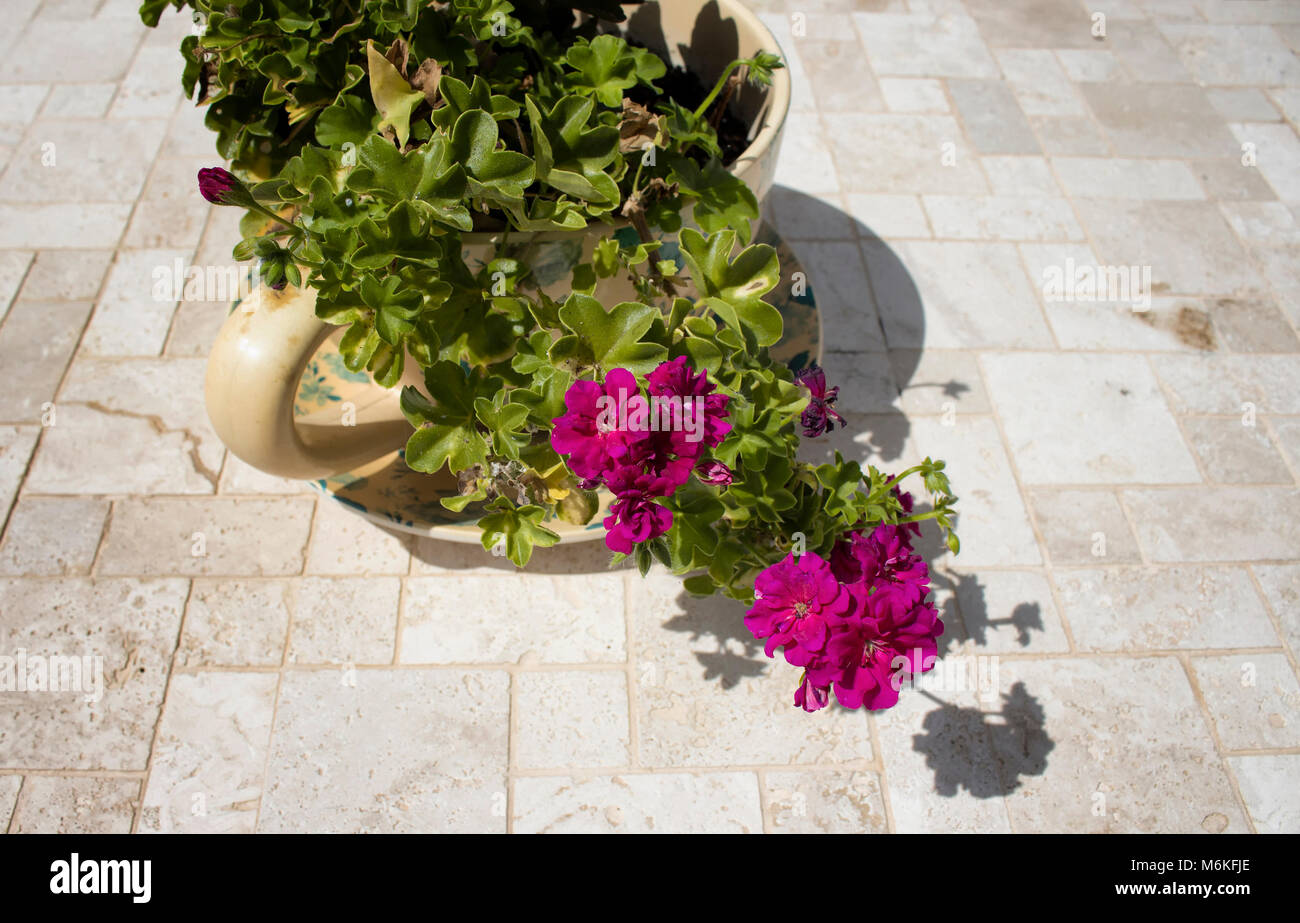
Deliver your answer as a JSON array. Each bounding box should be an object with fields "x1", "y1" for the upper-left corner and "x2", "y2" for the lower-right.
[{"x1": 204, "y1": 284, "x2": 412, "y2": 480}]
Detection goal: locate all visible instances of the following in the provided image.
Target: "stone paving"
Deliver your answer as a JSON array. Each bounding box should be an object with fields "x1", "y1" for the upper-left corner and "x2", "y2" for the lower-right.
[{"x1": 1, "y1": 0, "x2": 1300, "y2": 833}]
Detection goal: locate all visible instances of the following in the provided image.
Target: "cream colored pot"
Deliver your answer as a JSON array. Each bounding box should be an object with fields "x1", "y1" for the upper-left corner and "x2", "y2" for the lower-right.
[{"x1": 205, "y1": 0, "x2": 791, "y2": 484}]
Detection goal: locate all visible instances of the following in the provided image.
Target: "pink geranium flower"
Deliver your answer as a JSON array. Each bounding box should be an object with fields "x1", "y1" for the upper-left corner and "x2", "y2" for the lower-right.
[
  {"x1": 645, "y1": 355, "x2": 731, "y2": 447},
  {"x1": 812, "y1": 598, "x2": 944, "y2": 711},
  {"x1": 745, "y1": 552, "x2": 854, "y2": 667},
  {"x1": 550, "y1": 368, "x2": 643, "y2": 480},
  {"x1": 602, "y1": 493, "x2": 673, "y2": 553}
]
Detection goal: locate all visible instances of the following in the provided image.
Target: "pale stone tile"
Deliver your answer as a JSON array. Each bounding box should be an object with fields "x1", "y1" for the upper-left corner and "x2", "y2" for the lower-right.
[
  {"x1": 1123, "y1": 487, "x2": 1300, "y2": 562},
  {"x1": 159, "y1": 99, "x2": 217, "y2": 159},
  {"x1": 1029, "y1": 115, "x2": 1110, "y2": 156},
  {"x1": 890, "y1": 349, "x2": 990, "y2": 415},
  {"x1": 304, "y1": 499, "x2": 410, "y2": 575},
  {"x1": 28, "y1": 358, "x2": 223, "y2": 494},
  {"x1": 0, "y1": 250, "x2": 32, "y2": 323},
  {"x1": 1271, "y1": 418, "x2": 1300, "y2": 476},
  {"x1": 981, "y1": 156, "x2": 1060, "y2": 196},
  {"x1": 1218, "y1": 201, "x2": 1300, "y2": 245},
  {"x1": 874, "y1": 682, "x2": 1012, "y2": 832},
  {"x1": 0, "y1": 300, "x2": 92, "y2": 422},
  {"x1": 98, "y1": 498, "x2": 314, "y2": 576},
  {"x1": 513, "y1": 772, "x2": 763, "y2": 834},
  {"x1": 965, "y1": 0, "x2": 1102, "y2": 48},
  {"x1": 1073, "y1": 199, "x2": 1259, "y2": 294},
  {"x1": 0, "y1": 426, "x2": 39, "y2": 522},
  {"x1": 1051, "y1": 157, "x2": 1205, "y2": 200},
  {"x1": 0, "y1": 775, "x2": 18, "y2": 828},
  {"x1": 1229, "y1": 755, "x2": 1300, "y2": 833},
  {"x1": 0, "y1": 577, "x2": 187, "y2": 769},
  {"x1": 995, "y1": 49, "x2": 1085, "y2": 117},
  {"x1": 765, "y1": 770, "x2": 888, "y2": 833},
  {"x1": 10, "y1": 777, "x2": 138, "y2": 833},
  {"x1": 1230, "y1": 122, "x2": 1300, "y2": 203},
  {"x1": 1270, "y1": 87, "x2": 1300, "y2": 125},
  {"x1": 123, "y1": 157, "x2": 212, "y2": 251},
  {"x1": 826, "y1": 114, "x2": 989, "y2": 193},
  {"x1": 628, "y1": 569, "x2": 877, "y2": 766},
  {"x1": 1082, "y1": 84, "x2": 1236, "y2": 158},
  {"x1": 1152, "y1": 354, "x2": 1300, "y2": 414},
  {"x1": 851, "y1": 12, "x2": 998, "y2": 77},
  {"x1": 179, "y1": 579, "x2": 290, "y2": 668},
  {"x1": 0, "y1": 119, "x2": 167, "y2": 204},
  {"x1": 843, "y1": 194, "x2": 931, "y2": 238},
  {"x1": 1192, "y1": 159, "x2": 1279, "y2": 201},
  {"x1": 140, "y1": 672, "x2": 277, "y2": 834},
  {"x1": 795, "y1": 240, "x2": 887, "y2": 351},
  {"x1": 1198, "y1": 0, "x2": 1300, "y2": 24},
  {"x1": 40, "y1": 84, "x2": 118, "y2": 120},
  {"x1": 997, "y1": 658, "x2": 1247, "y2": 833},
  {"x1": 0, "y1": 496, "x2": 108, "y2": 576},
  {"x1": 1055, "y1": 49, "x2": 1121, "y2": 83},
  {"x1": 764, "y1": 187, "x2": 854, "y2": 240},
  {"x1": 1192, "y1": 654, "x2": 1300, "y2": 751},
  {"x1": 1207, "y1": 88, "x2": 1280, "y2": 122},
  {"x1": 0, "y1": 204, "x2": 133, "y2": 249},
  {"x1": 877, "y1": 78, "x2": 947, "y2": 113},
  {"x1": 0, "y1": 17, "x2": 142, "y2": 82},
  {"x1": 288, "y1": 577, "x2": 399, "y2": 665},
  {"x1": 1161, "y1": 24, "x2": 1300, "y2": 86},
  {"x1": 1055, "y1": 566, "x2": 1276, "y2": 650},
  {"x1": 982, "y1": 352, "x2": 1201, "y2": 485},
  {"x1": 947, "y1": 80, "x2": 1039, "y2": 154},
  {"x1": 0, "y1": 86, "x2": 49, "y2": 134},
  {"x1": 1028, "y1": 489, "x2": 1143, "y2": 565},
  {"x1": 82, "y1": 249, "x2": 188, "y2": 356},
  {"x1": 922, "y1": 195, "x2": 1082, "y2": 240},
  {"x1": 1249, "y1": 243, "x2": 1300, "y2": 327},
  {"x1": 260, "y1": 669, "x2": 509, "y2": 833},
  {"x1": 865, "y1": 240, "x2": 1052, "y2": 348},
  {"x1": 1183, "y1": 416, "x2": 1293, "y2": 484},
  {"x1": 946, "y1": 569, "x2": 1069, "y2": 654},
  {"x1": 1108, "y1": 21, "x2": 1196, "y2": 82},
  {"x1": 108, "y1": 45, "x2": 186, "y2": 120},
  {"x1": 755, "y1": 13, "x2": 816, "y2": 114},
  {"x1": 402, "y1": 574, "x2": 625, "y2": 663},
  {"x1": 18, "y1": 249, "x2": 113, "y2": 301},
  {"x1": 218, "y1": 455, "x2": 312, "y2": 496},
  {"x1": 817, "y1": 351, "x2": 900, "y2": 413},
  {"x1": 797, "y1": 40, "x2": 885, "y2": 112},
  {"x1": 514, "y1": 671, "x2": 630, "y2": 769},
  {"x1": 773, "y1": 112, "x2": 839, "y2": 196}
]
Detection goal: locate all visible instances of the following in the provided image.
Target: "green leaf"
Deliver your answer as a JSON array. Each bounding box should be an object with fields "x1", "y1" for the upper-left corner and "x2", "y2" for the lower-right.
[
  {"x1": 346, "y1": 135, "x2": 471, "y2": 231},
  {"x1": 549, "y1": 294, "x2": 668, "y2": 376},
  {"x1": 400, "y1": 361, "x2": 491, "y2": 474},
  {"x1": 526, "y1": 95, "x2": 620, "y2": 205},
  {"x1": 678, "y1": 228, "x2": 783, "y2": 348},
  {"x1": 448, "y1": 110, "x2": 535, "y2": 207},
  {"x1": 316, "y1": 93, "x2": 378, "y2": 148},
  {"x1": 366, "y1": 41, "x2": 425, "y2": 148},
  {"x1": 670, "y1": 156, "x2": 759, "y2": 244},
  {"x1": 474, "y1": 394, "x2": 530, "y2": 461},
  {"x1": 564, "y1": 34, "x2": 639, "y2": 107},
  {"x1": 478, "y1": 501, "x2": 560, "y2": 568}
]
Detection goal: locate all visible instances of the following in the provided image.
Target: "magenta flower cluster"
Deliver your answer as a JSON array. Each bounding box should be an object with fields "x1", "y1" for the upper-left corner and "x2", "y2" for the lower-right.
[
  {"x1": 745, "y1": 505, "x2": 943, "y2": 712},
  {"x1": 551, "y1": 357, "x2": 732, "y2": 553}
]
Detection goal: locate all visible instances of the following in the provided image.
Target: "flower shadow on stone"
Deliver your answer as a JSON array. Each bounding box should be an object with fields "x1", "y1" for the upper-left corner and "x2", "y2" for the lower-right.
[
  {"x1": 911, "y1": 683, "x2": 1055, "y2": 799},
  {"x1": 667, "y1": 589, "x2": 769, "y2": 690}
]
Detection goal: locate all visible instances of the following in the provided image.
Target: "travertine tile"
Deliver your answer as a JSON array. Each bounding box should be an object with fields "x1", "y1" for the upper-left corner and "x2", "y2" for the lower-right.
[
  {"x1": 18, "y1": 249, "x2": 113, "y2": 301},
  {"x1": 843, "y1": 194, "x2": 931, "y2": 238},
  {"x1": 1182, "y1": 416, "x2": 1292, "y2": 484},
  {"x1": 981, "y1": 352, "x2": 1201, "y2": 484},
  {"x1": 1028, "y1": 115, "x2": 1110, "y2": 156},
  {"x1": 1081, "y1": 84, "x2": 1237, "y2": 158},
  {"x1": 288, "y1": 577, "x2": 399, "y2": 665},
  {"x1": 1208, "y1": 295, "x2": 1299, "y2": 352},
  {"x1": 1206, "y1": 88, "x2": 1280, "y2": 122},
  {"x1": 1230, "y1": 122, "x2": 1300, "y2": 203},
  {"x1": 218, "y1": 455, "x2": 313, "y2": 496},
  {"x1": 764, "y1": 770, "x2": 888, "y2": 833},
  {"x1": 0, "y1": 496, "x2": 108, "y2": 576},
  {"x1": 140, "y1": 672, "x2": 277, "y2": 833},
  {"x1": 513, "y1": 772, "x2": 763, "y2": 834},
  {"x1": 794, "y1": 240, "x2": 887, "y2": 351},
  {"x1": 996, "y1": 658, "x2": 1247, "y2": 833},
  {"x1": 304, "y1": 499, "x2": 410, "y2": 576},
  {"x1": 1055, "y1": 49, "x2": 1121, "y2": 83},
  {"x1": 179, "y1": 579, "x2": 290, "y2": 668},
  {"x1": 852, "y1": 12, "x2": 998, "y2": 77},
  {"x1": 921, "y1": 195, "x2": 1082, "y2": 240},
  {"x1": 947, "y1": 569, "x2": 1070, "y2": 654},
  {"x1": 10, "y1": 776, "x2": 138, "y2": 833},
  {"x1": 122, "y1": 157, "x2": 212, "y2": 250},
  {"x1": 0, "y1": 17, "x2": 142, "y2": 82},
  {"x1": 81, "y1": 249, "x2": 189, "y2": 356},
  {"x1": 1253, "y1": 564, "x2": 1300, "y2": 654},
  {"x1": 108, "y1": 45, "x2": 186, "y2": 120},
  {"x1": 965, "y1": 0, "x2": 1102, "y2": 49},
  {"x1": 260, "y1": 669, "x2": 509, "y2": 833},
  {"x1": 1123, "y1": 488, "x2": 1300, "y2": 562},
  {"x1": 0, "y1": 775, "x2": 18, "y2": 829},
  {"x1": 1160, "y1": 24, "x2": 1300, "y2": 86},
  {"x1": 877, "y1": 78, "x2": 948, "y2": 113},
  {"x1": 0, "y1": 204, "x2": 133, "y2": 249},
  {"x1": 865, "y1": 240, "x2": 1052, "y2": 348},
  {"x1": 1054, "y1": 566, "x2": 1276, "y2": 651},
  {"x1": 514, "y1": 671, "x2": 630, "y2": 769},
  {"x1": 995, "y1": 48, "x2": 1084, "y2": 117},
  {"x1": 797, "y1": 40, "x2": 884, "y2": 112},
  {"x1": 1229, "y1": 755, "x2": 1300, "y2": 833},
  {"x1": 1271, "y1": 416, "x2": 1300, "y2": 474},
  {"x1": 1218, "y1": 201, "x2": 1300, "y2": 245},
  {"x1": 980, "y1": 156, "x2": 1060, "y2": 196},
  {"x1": 1028, "y1": 489, "x2": 1143, "y2": 564},
  {"x1": 765, "y1": 187, "x2": 855, "y2": 240},
  {"x1": 1051, "y1": 158, "x2": 1205, "y2": 200},
  {"x1": 1193, "y1": 159, "x2": 1279, "y2": 201},
  {"x1": 0, "y1": 300, "x2": 91, "y2": 422},
  {"x1": 947, "y1": 80, "x2": 1040, "y2": 154},
  {"x1": 0, "y1": 251, "x2": 32, "y2": 323},
  {"x1": 890, "y1": 349, "x2": 991, "y2": 415},
  {"x1": 772, "y1": 112, "x2": 838, "y2": 196},
  {"x1": 1107, "y1": 21, "x2": 1196, "y2": 83},
  {"x1": 98, "y1": 498, "x2": 314, "y2": 576},
  {"x1": 818, "y1": 351, "x2": 899, "y2": 414},
  {"x1": 0, "y1": 119, "x2": 166, "y2": 204},
  {"x1": 401, "y1": 574, "x2": 625, "y2": 663},
  {"x1": 40, "y1": 84, "x2": 118, "y2": 120},
  {"x1": 826, "y1": 114, "x2": 988, "y2": 194},
  {"x1": 27, "y1": 358, "x2": 223, "y2": 494},
  {"x1": 0, "y1": 577, "x2": 187, "y2": 770},
  {"x1": 1191, "y1": 654, "x2": 1300, "y2": 750},
  {"x1": 0, "y1": 426, "x2": 39, "y2": 522},
  {"x1": 1152, "y1": 354, "x2": 1300, "y2": 414}
]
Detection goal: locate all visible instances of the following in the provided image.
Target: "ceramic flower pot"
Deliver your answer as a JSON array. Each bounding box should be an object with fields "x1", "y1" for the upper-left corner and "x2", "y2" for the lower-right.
[{"x1": 204, "y1": 0, "x2": 815, "y2": 542}]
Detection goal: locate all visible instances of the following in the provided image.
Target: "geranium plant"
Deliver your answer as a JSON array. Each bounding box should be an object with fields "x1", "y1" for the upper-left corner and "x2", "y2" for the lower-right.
[{"x1": 144, "y1": 0, "x2": 959, "y2": 712}]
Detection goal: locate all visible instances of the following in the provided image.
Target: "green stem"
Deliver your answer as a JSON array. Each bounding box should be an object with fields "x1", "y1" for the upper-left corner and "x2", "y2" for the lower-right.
[
  {"x1": 248, "y1": 201, "x2": 302, "y2": 235},
  {"x1": 691, "y1": 59, "x2": 749, "y2": 122}
]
